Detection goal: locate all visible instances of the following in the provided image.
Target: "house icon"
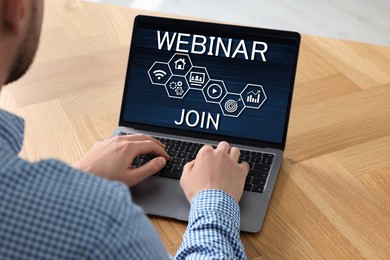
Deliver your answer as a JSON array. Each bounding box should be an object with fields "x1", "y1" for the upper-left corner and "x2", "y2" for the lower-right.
[{"x1": 174, "y1": 58, "x2": 186, "y2": 70}]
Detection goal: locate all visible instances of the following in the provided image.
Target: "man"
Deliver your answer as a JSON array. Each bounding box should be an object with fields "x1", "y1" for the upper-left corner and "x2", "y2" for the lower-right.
[{"x1": 0, "y1": 0, "x2": 249, "y2": 259}]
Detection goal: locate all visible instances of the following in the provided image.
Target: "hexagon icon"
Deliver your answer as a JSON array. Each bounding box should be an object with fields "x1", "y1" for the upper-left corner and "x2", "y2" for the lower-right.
[
  {"x1": 202, "y1": 80, "x2": 227, "y2": 104},
  {"x1": 147, "y1": 62, "x2": 172, "y2": 86},
  {"x1": 164, "y1": 75, "x2": 190, "y2": 99},
  {"x1": 186, "y1": 66, "x2": 210, "y2": 90},
  {"x1": 168, "y1": 53, "x2": 193, "y2": 76},
  {"x1": 240, "y1": 84, "x2": 267, "y2": 109},
  {"x1": 219, "y1": 93, "x2": 246, "y2": 118}
]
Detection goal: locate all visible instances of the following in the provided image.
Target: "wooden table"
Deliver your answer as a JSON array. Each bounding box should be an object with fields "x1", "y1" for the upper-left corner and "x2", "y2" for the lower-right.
[{"x1": 1, "y1": 0, "x2": 390, "y2": 258}]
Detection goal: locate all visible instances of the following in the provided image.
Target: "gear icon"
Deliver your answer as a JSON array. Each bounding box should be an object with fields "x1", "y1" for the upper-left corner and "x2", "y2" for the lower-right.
[
  {"x1": 175, "y1": 86, "x2": 184, "y2": 96},
  {"x1": 169, "y1": 81, "x2": 177, "y2": 89}
]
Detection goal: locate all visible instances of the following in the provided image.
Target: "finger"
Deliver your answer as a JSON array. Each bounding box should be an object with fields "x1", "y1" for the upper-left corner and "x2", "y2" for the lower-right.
[
  {"x1": 126, "y1": 157, "x2": 167, "y2": 186},
  {"x1": 120, "y1": 134, "x2": 166, "y2": 148},
  {"x1": 229, "y1": 147, "x2": 241, "y2": 160},
  {"x1": 239, "y1": 161, "x2": 250, "y2": 175},
  {"x1": 197, "y1": 144, "x2": 213, "y2": 154},
  {"x1": 183, "y1": 160, "x2": 195, "y2": 172},
  {"x1": 130, "y1": 140, "x2": 170, "y2": 160},
  {"x1": 216, "y1": 141, "x2": 230, "y2": 153}
]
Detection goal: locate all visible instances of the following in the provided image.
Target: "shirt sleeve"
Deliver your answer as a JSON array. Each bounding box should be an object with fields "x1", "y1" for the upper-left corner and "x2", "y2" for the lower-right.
[
  {"x1": 174, "y1": 190, "x2": 247, "y2": 260},
  {"x1": 91, "y1": 183, "x2": 171, "y2": 260}
]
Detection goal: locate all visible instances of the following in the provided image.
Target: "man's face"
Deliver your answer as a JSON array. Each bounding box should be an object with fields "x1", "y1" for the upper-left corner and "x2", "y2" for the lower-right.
[{"x1": 5, "y1": 0, "x2": 44, "y2": 85}]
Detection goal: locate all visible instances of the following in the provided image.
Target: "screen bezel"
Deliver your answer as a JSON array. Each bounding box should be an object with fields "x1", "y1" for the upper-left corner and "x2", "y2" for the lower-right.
[{"x1": 119, "y1": 15, "x2": 301, "y2": 150}]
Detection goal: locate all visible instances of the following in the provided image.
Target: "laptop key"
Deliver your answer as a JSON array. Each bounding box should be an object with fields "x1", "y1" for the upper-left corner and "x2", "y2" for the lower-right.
[
  {"x1": 263, "y1": 153, "x2": 274, "y2": 158},
  {"x1": 132, "y1": 158, "x2": 143, "y2": 167},
  {"x1": 240, "y1": 155, "x2": 251, "y2": 161},
  {"x1": 163, "y1": 164, "x2": 174, "y2": 171},
  {"x1": 187, "y1": 154, "x2": 196, "y2": 160},
  {"x1": 177, "y1": 152, "x2": 189, "y2": 158},
  {"x1": 159, "y1": 169, "x2": 177, "y2": 179},
  {"x1": 259, "y1": 171, "x2": 269, "y2": 179},
  {"x1": 251, "y1": 177, "x2": 268, "y2": 186},
  {"x1": 168, "y1": 151, "x2": 178, "y2": 157},
  {"x1": 166, "y1": 143, "x2": 175, "y2": 150},
  {"x1": 250, "y1": 156, "x2": 262, "y2": 163},
  {"x1": 170, "y1": 158, "x2": 183, "y2": 165},
  {"x1": 261, "y1": 157, "x2": 273, "y2": 165},
  {"x1": 251, "y1": 151, "x2": 262, "y2": 157},
  {"x1": 173, "y1": 140, "x2": 182, "y2": 145},
  {"x1": 182, "y1": 159, "x2": 192, "y2": 165},
  {"x1": 253, "y1": 164, "x2": 270, "y2": 172},
  {"x1": 173, "y1": 165, "x2": 184, "y2": 173},
  {"x1": 244, "y1": 183, "x2": 252, "y2": 191},
  {"x1": 181, "y1": 141, "x2": 192, "y2": 146},
  {"x1": 175, "y1": 145, "x2": 186, "y2": 152},
  {"x1": 248, "y1": 170, "x2": 267, "y2": 178},
  {"x1": 242, "y1": 150, "x2": 251, "y2": 155},
  {"x1": 193, "y1": 143, "x2": 203, "y2": 148},
  {"x1": 185, "y1": 146, "x2": 197, "y2": 153},
  {"x1": 252, "y1": 185, "x2": 264, "y2": 193}
]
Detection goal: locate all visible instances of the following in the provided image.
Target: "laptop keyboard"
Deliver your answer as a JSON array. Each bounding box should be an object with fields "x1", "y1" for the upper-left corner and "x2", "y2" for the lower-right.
[{"x1": 121, "y1": 132, "x2": 274, "y2": 193}]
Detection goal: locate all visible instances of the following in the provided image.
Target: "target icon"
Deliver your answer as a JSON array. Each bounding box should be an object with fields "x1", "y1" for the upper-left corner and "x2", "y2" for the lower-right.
[{"x1": 224, "y1": 99, "x2": 238, "y2": 113}]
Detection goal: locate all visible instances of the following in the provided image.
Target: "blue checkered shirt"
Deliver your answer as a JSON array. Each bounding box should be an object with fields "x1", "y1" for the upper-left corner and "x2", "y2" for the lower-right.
[{"x1": 0, "y1": 109, "x2": 246, "y2": 259}]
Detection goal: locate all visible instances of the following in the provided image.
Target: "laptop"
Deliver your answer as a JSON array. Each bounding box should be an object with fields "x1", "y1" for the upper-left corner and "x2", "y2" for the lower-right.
[{"x1": 112, "y1": 15, "x2": 300, "y2": 233}]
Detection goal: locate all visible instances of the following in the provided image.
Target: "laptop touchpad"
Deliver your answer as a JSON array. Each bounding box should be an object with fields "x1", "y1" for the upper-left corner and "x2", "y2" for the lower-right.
[{"x1": 131, "y1": 177, "x2": 190, "y2": 221}]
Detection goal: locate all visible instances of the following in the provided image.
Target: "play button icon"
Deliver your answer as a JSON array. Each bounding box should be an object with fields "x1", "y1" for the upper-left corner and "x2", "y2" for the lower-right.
[{"x1": 207, "y1": 84, "x2": 223, "y2": 99}]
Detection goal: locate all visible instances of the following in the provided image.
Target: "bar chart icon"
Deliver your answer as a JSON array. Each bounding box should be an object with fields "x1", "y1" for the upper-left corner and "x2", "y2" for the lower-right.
[{"x1": 246, "y1": 91, "x2": 261, "y2": 104}]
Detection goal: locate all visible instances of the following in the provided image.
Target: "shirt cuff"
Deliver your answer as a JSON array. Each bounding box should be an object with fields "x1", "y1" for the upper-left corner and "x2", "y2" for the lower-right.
[{"x1": 189, "y1": 189, "x2": 240, "y2": 231}]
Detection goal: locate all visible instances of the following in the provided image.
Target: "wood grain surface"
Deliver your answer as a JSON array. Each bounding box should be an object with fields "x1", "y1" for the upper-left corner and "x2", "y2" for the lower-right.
[{"x1": 1, "y1": 0, "x2": 389, "y2": 258}]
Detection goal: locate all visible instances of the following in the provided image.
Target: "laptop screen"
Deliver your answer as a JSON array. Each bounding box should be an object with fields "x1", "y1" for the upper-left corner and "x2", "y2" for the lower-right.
[{"x1": 120, "y1": 15, "x2": 300, "y2": 149}]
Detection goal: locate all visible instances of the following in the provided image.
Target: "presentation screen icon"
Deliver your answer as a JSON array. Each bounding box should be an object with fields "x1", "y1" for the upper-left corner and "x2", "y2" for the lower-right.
[
  {"x1": 189, "y1": 72, "x2": 205, "y2": 86},
  {"x1": 186, "y1": 66, "x2": 210, "y2": 89}
]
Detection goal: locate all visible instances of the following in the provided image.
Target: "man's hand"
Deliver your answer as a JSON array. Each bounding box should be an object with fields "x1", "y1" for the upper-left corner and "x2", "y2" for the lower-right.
[
  {"x1": 180, "y1": 141, "x2": 249, "y2": 203},
  {"x1": 73, "y1": 134, "x2": 170, "y2": 187}
]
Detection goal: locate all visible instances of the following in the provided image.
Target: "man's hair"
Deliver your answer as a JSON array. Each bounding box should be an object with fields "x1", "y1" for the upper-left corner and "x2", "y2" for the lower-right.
[{"x1": 5, "y1": 1, "x2": 41, "y2": 85}]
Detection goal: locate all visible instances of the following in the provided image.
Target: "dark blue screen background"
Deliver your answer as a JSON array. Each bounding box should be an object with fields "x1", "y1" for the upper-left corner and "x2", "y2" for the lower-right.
[{"x1": 122, "y1": 19, "x2": 299, "y2": 145}]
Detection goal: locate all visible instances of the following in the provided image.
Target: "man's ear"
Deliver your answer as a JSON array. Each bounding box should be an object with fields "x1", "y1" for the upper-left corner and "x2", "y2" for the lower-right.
[{"x1": 2, "y1": 0, "x2": 26, "y2": 37}]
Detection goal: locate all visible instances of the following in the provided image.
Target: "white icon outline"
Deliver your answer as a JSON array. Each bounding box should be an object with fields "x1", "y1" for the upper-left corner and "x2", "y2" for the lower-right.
[
  {"x1": 147, "y1": 62, "x2": 172, "y2": 86},
  {"x1": 219, "y1": 94, "x2": 246, "y2": 118},
  {"x1": 224, "y1": 99, "x2": 238, "y2": 113},
  {"x1": 240, "y1": 84, "x2": 267, "y2": 109},
  {"x1": 164, "y1": 76, "x2": 189, "y2": 99},
  {"x1": 148, "y1": 53, "x2": 267, "y2": 117},
  {"x1": 168, "y1": 53, "x2": 193, "y2": 76},
  {"x1": 202, "y1": 80, "x2": 227, "y2": 104},
  {"x1": 174, "y1": 58, "x2": 186, "y2": 70},
  {"x1": 207, "y1": 84, "x2": 223, "y2": 100},
  {"x1": 186, "y1": 66, "x2": 210, "y2": 89}
]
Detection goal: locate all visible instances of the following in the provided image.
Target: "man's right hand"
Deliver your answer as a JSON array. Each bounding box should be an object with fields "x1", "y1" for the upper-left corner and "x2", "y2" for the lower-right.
[
  {"x1": 180, "y1": 141, "x2": 250, "y2": 203},
  {"x1": 73, "y1": 134, "x2": 170, "y2": 187}
]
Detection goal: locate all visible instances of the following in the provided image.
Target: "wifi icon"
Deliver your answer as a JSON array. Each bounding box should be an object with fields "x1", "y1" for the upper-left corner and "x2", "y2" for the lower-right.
[{"x1": 153, "y1": 70, "x2": 167, "y2": 80}]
